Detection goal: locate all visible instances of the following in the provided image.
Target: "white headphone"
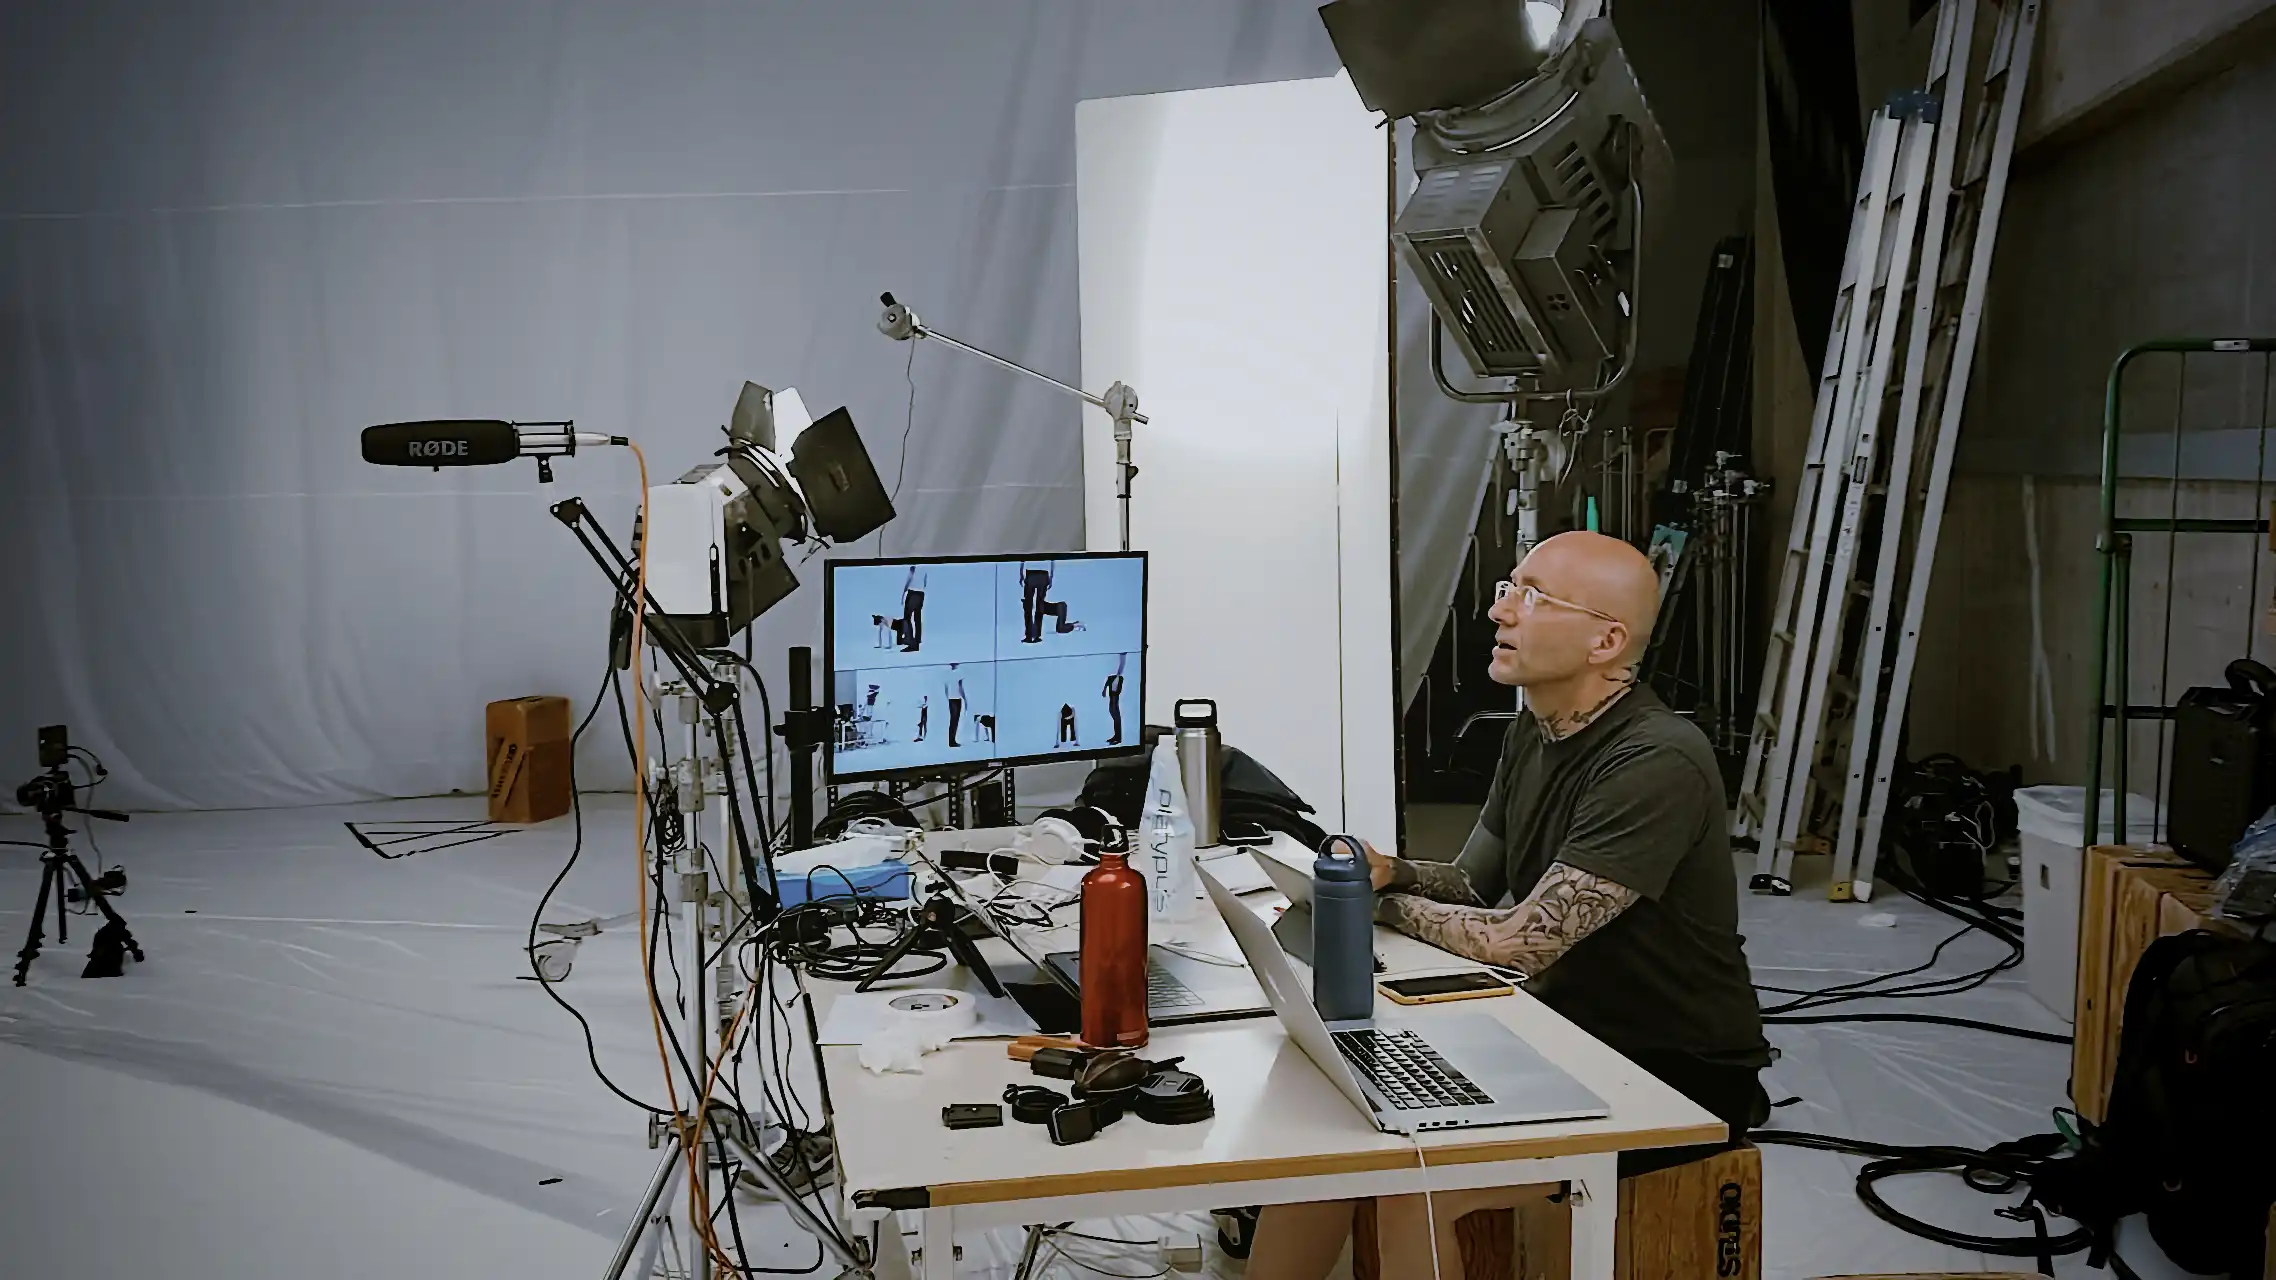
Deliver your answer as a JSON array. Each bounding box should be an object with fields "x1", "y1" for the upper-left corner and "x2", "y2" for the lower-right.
[{"x1": 1019, "y1": 816, "x2": 1086, "y2": 864}]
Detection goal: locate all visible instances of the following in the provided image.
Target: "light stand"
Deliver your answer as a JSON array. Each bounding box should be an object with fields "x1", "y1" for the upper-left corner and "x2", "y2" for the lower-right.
[
  {"x1": 544, "y1": 497, "x2": 876, "y2": 1280},
  {"x1": 876, "y1": 292, "x2": 1147, "y2": 551}
]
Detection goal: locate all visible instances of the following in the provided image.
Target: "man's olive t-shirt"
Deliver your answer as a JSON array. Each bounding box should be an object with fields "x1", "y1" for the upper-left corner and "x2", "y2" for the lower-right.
[{"x1": 1450, "y1": 686, "x2": 1769, "y2": 1068}]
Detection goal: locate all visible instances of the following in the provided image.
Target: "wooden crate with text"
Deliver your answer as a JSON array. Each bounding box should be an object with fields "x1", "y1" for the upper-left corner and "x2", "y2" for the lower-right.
[{"x1": 1352, "y1": 1143, "x2": 1761, "y2": 1280}]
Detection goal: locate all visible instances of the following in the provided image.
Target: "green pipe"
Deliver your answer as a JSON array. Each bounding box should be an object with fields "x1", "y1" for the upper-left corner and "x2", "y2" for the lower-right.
[
  {"x1": 2112, "y1": 517, "x2": 2271, "y2": 534},
  {"x1": 2113, "y1": 540, "x2": 2132, "y2": 841}
]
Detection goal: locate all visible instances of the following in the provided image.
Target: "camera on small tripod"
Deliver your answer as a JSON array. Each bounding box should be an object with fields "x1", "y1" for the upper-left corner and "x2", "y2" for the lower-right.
[{"x1": 11, "y1": 725, "x2": 143, "y2": 986}]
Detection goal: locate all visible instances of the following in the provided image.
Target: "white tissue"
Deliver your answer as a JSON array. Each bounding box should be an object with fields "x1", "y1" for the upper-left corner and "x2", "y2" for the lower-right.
[
  {"x1": 856, "y1": 1024, "x2": 955, "y2": 1074},
  {"x1": 1859, "y1": 912, "x2": 1899, "y2": 929}
]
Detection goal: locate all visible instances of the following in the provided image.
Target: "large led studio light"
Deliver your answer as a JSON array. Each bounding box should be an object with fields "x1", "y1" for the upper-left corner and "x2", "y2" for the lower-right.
[{"x1": 1320, "y1": 0, "x2": 1669, "y2": 400}]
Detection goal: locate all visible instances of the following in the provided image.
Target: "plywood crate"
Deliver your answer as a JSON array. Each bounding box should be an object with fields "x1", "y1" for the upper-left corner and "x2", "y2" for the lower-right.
[
  {"x1": 2070, "y1": 844, "x2": 2218, "y2": 1122},
  {"x1": 1616, "y1": 1143, "x2": 1761, "y2": 1280},
  {"x1": 1352, "y1": 1143, "x2": 1760, "y2": 1280}
]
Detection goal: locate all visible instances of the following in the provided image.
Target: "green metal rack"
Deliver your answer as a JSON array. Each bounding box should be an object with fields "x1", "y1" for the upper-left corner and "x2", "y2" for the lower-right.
[{"x1": 2085, "y1": 337, "x2": 2276, "y2": 849}]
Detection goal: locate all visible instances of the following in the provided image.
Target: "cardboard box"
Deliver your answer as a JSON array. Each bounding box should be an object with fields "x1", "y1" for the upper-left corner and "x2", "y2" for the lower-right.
[{"x1": 486, "y1": 696, "x2": 573, "y2": 824}]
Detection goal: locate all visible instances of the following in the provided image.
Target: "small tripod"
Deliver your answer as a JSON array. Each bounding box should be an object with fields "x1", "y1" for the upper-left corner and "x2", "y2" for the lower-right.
[
  {"x1": 13, "y1": 799, "x2": 142, "y2": 986},
  {"x1": 855, "y1": 894, "x2": 1006, "y2": 996}
]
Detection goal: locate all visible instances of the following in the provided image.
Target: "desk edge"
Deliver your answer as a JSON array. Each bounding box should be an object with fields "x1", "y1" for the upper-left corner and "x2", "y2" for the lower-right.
[{"x1": 867, "y1": 1119, "x2": 1729, "y2": 1208}]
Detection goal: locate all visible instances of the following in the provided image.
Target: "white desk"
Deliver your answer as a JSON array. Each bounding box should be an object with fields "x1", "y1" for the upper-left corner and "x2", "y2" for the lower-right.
[{"x1": 814, "y1": 835, "x2": 1725, "y2": 1279}]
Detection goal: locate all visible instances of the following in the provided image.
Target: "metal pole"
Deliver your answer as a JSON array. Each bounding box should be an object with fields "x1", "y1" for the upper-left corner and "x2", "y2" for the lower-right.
[
  {"x1": 919, "y1": 327, "x2": 1115, "y2": 415},
  {"x1": 603, "y1": 1136, "x2": 689, "y2": 1280},
  {"x1": 2089, "y1": 344, "x2": 2152, "y2": 849},
  {"x1": 683, "y1": 692, "x2": 714, "y2": 1280},
  {"x1": 789, "y1": 647, "x2": 817, "y2": 851},
  {"x1": 1114, "y1": 420, "x2": 1135, "y2": 552}
]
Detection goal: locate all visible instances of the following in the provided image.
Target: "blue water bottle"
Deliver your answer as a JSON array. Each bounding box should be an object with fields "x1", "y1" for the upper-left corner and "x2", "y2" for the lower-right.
[{"x1": 1311, "y1": 835, "x2": 1376, "y2": 1022}]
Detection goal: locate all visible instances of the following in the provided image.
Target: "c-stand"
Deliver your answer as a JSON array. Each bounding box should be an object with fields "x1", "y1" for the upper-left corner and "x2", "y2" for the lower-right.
[
  {"x1": 12, "y1": 759, "x2": 141, "y2": 986},
  {"x1": 546, "y1": 497, "x2": 878, "y2": 1280}
]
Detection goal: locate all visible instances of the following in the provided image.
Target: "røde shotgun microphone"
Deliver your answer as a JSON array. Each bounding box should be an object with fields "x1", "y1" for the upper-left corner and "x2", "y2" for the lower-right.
[{"x1": 360, "y1": 420, "x2": 627, "y2": 473}]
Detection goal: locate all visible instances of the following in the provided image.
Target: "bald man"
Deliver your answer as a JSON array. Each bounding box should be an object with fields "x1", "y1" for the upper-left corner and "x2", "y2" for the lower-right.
[{"x1": 1243, "y1": 532, "x2": 1767, "y2": 1279}]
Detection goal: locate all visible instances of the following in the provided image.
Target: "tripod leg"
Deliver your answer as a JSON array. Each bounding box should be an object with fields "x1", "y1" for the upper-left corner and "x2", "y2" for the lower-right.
[
  {"x1": 604, "y1": 1133, "x2": 689, "y2": 1280},
  {"x1": 1012, "y1": 1225, "x2": 1053, "y2": 1280},
  {"x1": 64, "y1": 854, "x2": 142, "y2": 963},
  {"x1": 853, "y1": 920, "x2": 933, "y2": 993},
  {"x1": 13, "y1": 861, "x2": 59, "y2": 986},
  {"x1": 725, "y1": 1132, "x2": 871, "y2": 1277}
]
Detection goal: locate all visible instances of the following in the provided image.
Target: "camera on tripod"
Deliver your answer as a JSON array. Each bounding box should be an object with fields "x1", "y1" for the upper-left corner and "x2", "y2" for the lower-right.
[{"x1": 11, "y1": 725, "x2": 143, "y2": 986}]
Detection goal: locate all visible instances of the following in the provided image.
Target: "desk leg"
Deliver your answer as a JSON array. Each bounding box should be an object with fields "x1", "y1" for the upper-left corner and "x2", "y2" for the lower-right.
[
  {"x1": 867, "y1": 1215, "x2": 916, "y2": 1280},
  {"x1": 1568, "y1": 1154, "x2": 1618, "y2": 1280},
  {"x1": 918, "y1": 1206, "x2": 957, "y2": 1280}
]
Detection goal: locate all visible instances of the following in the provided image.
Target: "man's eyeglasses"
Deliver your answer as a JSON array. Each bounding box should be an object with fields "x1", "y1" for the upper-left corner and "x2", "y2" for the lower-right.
[{"x1": 1495, "y1": 579, "x2": 1622, "y2": 625}]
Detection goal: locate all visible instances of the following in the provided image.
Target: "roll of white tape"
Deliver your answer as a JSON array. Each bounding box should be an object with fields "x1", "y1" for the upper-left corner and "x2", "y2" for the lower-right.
[{"x1": 883, "y1": 988, "x2": 980, "y2": 1032}]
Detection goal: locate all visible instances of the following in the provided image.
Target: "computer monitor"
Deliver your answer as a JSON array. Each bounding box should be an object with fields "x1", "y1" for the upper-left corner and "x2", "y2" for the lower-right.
[{"x1": 823, "y1": 552, "x2": 1148, "y2": 783}]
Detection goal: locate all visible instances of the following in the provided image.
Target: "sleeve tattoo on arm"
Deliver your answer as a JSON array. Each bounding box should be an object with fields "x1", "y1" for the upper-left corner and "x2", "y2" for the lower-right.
[
  {"x1": 1375, "y1": 862, "x2": 1640, "y2": 976},
  {"x1": 1384, "y1": 857, "x2": 1486, "y2": 906}
]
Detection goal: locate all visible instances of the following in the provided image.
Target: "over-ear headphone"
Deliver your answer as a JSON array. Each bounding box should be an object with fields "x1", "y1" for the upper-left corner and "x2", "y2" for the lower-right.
[{"x1": 1020, "y1": 816, "x2": 1086, "y2": 864}]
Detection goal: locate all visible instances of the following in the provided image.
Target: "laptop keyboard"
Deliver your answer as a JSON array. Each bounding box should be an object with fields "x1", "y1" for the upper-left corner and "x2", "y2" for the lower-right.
[
  {"x1": 1148, "y1": 961, "x2": 1204, "y2": 1009},
  {"x1": 1331, "y1": 1027, "x2": 1494, "y2": 1111}
]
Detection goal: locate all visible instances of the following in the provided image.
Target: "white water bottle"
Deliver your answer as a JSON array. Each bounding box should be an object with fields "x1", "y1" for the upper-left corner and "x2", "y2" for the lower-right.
[{"x1": 1143, "y1": 738, "x2": 1201, "y2": 923}]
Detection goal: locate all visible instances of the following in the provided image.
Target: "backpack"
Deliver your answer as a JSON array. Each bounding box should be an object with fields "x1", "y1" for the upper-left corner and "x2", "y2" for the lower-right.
[
  {"x1": 2091, "y1": 930, "x2": 2276, "y2": 1275},
  {"x1": 1074, "y1": 730, "x2": 1327, "y2": 851}
]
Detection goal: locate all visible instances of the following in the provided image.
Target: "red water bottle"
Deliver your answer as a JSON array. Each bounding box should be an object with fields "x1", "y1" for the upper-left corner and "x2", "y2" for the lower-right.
[{"x1": 1078, "y1": 828, "x2": 1149, "y2": 1049}]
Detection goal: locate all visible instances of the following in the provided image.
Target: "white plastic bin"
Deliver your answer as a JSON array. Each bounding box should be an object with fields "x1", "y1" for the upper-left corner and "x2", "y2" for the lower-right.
[{"x1": 2014, "y1": 785, "x2": 2164, "y2": 1022}]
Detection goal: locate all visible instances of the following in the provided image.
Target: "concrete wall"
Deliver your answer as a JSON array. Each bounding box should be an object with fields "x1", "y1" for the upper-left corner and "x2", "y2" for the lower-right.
[
  {"x1": 1909, "y1": 22, "x2": 2276, "y2": 790},
  {"x1": 2024, "y1": 0, "x2": 2276, "y2": 145}
]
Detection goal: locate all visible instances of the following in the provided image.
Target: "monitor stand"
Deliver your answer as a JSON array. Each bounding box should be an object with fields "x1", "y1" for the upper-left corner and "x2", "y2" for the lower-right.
[{"x1": 942, "y1": 767, "x2": 1016, "y2": 830}]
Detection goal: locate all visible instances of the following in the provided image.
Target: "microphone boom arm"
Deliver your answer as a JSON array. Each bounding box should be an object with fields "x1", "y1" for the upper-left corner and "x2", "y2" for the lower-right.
[{"x1": 877, "y1": 293, "x2": 1144, "y2": 550}]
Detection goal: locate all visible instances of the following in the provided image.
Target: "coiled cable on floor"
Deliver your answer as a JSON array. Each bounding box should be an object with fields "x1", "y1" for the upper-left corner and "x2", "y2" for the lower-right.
[{"x1": 1749, "y1": 1125, "x2": 2142, "y2": 1279}]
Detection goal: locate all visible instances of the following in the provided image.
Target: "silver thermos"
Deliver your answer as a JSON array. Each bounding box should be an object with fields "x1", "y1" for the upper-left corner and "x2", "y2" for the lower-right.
[{"x1": 1174, "y1": 698, "x2": 1223, "y2": 848}]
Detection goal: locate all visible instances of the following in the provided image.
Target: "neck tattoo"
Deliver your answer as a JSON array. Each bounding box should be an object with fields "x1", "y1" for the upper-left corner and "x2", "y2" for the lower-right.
[{"x1": 1535, "y1": 670, "x2": 1639, "y2": 742}]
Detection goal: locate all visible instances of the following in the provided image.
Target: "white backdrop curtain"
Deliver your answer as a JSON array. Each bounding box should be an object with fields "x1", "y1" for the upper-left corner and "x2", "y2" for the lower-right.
[{"x1": 0, "y1": 0, "x2": 1487, "y2": 812}]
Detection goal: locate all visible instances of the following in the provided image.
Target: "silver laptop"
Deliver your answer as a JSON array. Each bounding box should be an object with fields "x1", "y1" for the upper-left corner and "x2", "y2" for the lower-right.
[{"x1": 1198, "y1": 862, "x2": 1609, "y2": 1134}]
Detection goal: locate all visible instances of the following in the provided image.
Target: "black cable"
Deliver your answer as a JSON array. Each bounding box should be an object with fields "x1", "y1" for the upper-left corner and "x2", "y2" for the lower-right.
[
  {"x1": 1748, "y1": 1126, "x2": 2139, "y2": 1275},
  {"x1": 1764, "y1": 1012, "x2": 2072, "y2": 1045},
  {"x1": 1041, "y1": 1234, "x2": 1173, "y2": 1280},
  {"x1": 613, "y1": 670, "x2": 727, "y2": 1105},
  {"x1": 1757, "y1": 857, "x2": 2026, "y2": 1017},
  {"x1": 877, "y1": 340, "x2": 917, "y2": 556},
  {"x1": 0, "y1": 840, "x2": 46, "y2": 849},
  {"x1": 767, "y1": 888, "x2": 936, "y2": 984},
  {"x1": 706, "y1": 1111, "x2": 830, "y2": 1276},
  {"x1": 707, "y1": 710, "x2": 776, "y2": 910},
  {"x1": 526, "y1": 663, "x2": 670, "y2": 1117},
  {"x1": 737, "y1": 947, "x2": 802, "y2": 1149},
  {"x1": 1760, "y1": 928, "x2": 2018, "y2": 1013},
  {"x1": 715, "y1": 641, "x2": 783, "y2": 854},
  {"x1": 1754, "y1": 921, "x2": 1973, "y2": 1002},
  {"x1": 1052, "y1": 1229, "x2": 1158, "y2": 1246}
]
